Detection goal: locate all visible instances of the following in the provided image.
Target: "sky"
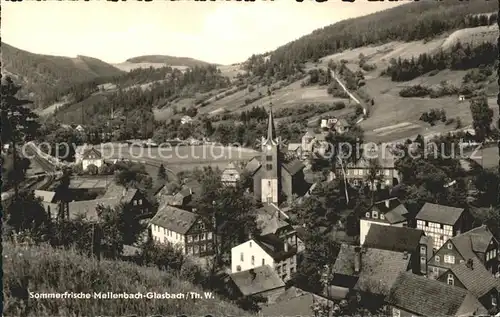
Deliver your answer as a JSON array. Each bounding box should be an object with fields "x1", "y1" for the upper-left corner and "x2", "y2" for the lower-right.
[{"x1": 3, "y1": 1, "x2": 405, "y2": 65}]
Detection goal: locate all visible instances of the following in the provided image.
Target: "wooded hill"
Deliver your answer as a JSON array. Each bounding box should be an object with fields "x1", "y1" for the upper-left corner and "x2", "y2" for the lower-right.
[{"x1": 1, "y1": 43, "x2": 125, "y2": 105}]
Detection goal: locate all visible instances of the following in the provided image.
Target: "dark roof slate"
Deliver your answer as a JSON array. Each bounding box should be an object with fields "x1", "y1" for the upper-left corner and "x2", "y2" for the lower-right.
[
  {"x1": 149, "y1": 205, "x2": 199, "y2": 234},
  {"x1": 446, "y1": 257, "x2": 498, "y2": 298},
  {"x1": 386, "y1": 272, "x2": 484, "y2": 316},
  {"x1": 363, "y1": 224, "x2": 424, "y2": 253},
  {"x1": 229, "y1": 265, "x2": 284, "y2": 296},
  {"x1": 416, "y1": 203, "x2": 465, "y2": 225}
]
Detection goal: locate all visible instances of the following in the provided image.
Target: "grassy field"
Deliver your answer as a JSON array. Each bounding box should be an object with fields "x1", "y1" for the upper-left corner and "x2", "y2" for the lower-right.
[{"x1": 3, "y1": 242, "x2": 248, "y2": 317}]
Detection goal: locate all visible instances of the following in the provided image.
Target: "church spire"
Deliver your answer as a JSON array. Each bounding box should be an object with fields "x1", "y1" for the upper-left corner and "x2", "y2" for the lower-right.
[{"x1": 266, "y1": 105, "x2": 276, "y2": 142}]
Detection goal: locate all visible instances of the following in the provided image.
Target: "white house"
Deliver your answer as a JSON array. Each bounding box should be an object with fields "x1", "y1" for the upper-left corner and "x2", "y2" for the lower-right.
[
  {"x1": 360, "y1": 198, "x2": 410, "y2": 245},
  {"x1": 181, "y1": 115, "x2": 193, "y2": 125},
  {"x1": 149, "y1": 204, "x2": 215, "y2": 257},
  {"x1": 231, "y1": 234, "x2": 297, "y2": 282},
  {"x1": 81, "y1": 147, "x2": 104, "y2": 171}
]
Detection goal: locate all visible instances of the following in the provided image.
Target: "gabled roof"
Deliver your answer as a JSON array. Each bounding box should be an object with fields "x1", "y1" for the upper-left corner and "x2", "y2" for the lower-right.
[
  {"x1": 254, "y1": 235, "x2": 297, "y2": 262},
  {"x1": 260, "y1": 288, "x2": 331, "y2": 316},
  {"x1": 363, "y1": 224, "x2": 424, "y2": 253},
  {"x1": 333, "y1": 244, "x2": 411, "y2": 296},
  {"x1": 68, "y1": 197, "x2": 120, "y2": 222},
  {"x1": 416, "y1": 203, "x2": 465, "y2": 225},
  {"x1": 443, "y1": 257, "x2": 498, "y2": 299},
  {"x1": 448, "y1": 225, "x2": 496, "y2": 264},
  {"x1": 370, "y1": 198, "x2": 409, "y2": 224},
  {"x1": 256, "y1": 204, "x2": 290, "y2": 236},
  {"x1": 282, "y1": 159, "x2": 305, "y2": 176},
  {"x1": 245, "y1": 156, "x2": 261, "y2": 175},
  {"x1": 149, "y1": 205, "x2": 199, "y2": 234},
  {"x1": 386, "y1": 272, "x2": 485, "y2": 316},
  {"x1": 229, "y1": 265, "x2": 284, "y2": 296},
  {"x1": 102, "y1": 183, "x2": 138, "y2": 205},
  {"x1": 82, "y1": 147, "x2": 102, "y2": 159},
  {"x1": 34, "y1": 190, "x2": 57, "y2": 203}
]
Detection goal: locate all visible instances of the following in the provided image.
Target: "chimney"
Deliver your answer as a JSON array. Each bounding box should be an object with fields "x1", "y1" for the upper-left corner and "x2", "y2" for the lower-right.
[
  {"x1": 466, "y1": 258, "x2": 473, "y2": 269},
  {"x1": 284, "y1": 242, "x2": 288, "y2": 252},
  {"x1": 250, "y1": 269, "x2": 257, "y2": 281},
  {"x1": 354, "y1": 246, "x2": 361, "y2": 273},
  {"x1": 385, "y1": 199, "x2": 391, "y2": 208}
]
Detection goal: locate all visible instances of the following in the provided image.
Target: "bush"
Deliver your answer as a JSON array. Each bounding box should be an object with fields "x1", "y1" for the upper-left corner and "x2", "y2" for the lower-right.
[{"x1": 399, "y1": 85, "x2": 431, "y2": 97}]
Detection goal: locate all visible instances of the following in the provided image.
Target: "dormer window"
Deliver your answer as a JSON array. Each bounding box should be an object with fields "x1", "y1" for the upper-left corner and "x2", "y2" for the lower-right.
[
  {"x1": 372, "y1": 211, "x2": 378, "y2": 218},
  {"x1": 365, "y1": 212, "x2": 370, "y2": 218},
  {"x1": 447, "y1": 243, "x2": 452, "y2": 250},
  {"x1": 380, "y1": 214, "x2": 385, "y2": 220},
  {"x1": 447, "y1": 274, "x2": 454, "y2": 285}
]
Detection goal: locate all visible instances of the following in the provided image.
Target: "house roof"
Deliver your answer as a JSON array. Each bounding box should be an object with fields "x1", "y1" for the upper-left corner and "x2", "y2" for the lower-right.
[
  {"x1": 245, "y1": 156, "x2": 262, "y2": 175},
  {"x1": 287, "y1": 143, "x2": 302, "y2": 152},
  {"x1": 371, "y1": 198, "x2": 409, "y2": 224},
  {"x1": 229, "y1": 265, "x2": 284, "y2": 296},
  {"x1": 282, "y1": 159, "x2": 305, "y2": 176},
  {"x1": 333, "y1": 244, "x2": 411, "y2": 296},
  {"x1": 34, "y1": 190, "x2": 57, "y2": 203},
  {"x1": 68, "y1": 197, "x2": 120, "y2": 222},
  {"x1": 448, "y1": 225, "x2": 496, "y2": 266},
  {"x1": 102, "y1": 183, "x2": 138, "y2": 205},
  {"x1": 260, "y1": 291, "x2": 330, "y2": 316},
  {"x1": 363, "y1": 224, "x2": 424, "y2": 253},
  {"x1": 386, "y1": 272, "x2": 484, "y2": 316},
  {"x1": 416, "y1": 203, "x2": 465, "y2": 225},
  {"x1": 149, "y1": 205, "x2": 199, "y2": 234},
  {"x1": 256, "y1": 204, "x2": 290, "y2": 236},
  {"x1": 444, "y1": 257, "x2": 499, "y2": 298},
  {"x1": 254, "y1": 235, "x2": 297, "y2": 262},
  {"x1": 82, "y1": 147, "x2": 102, "y2": 159}
]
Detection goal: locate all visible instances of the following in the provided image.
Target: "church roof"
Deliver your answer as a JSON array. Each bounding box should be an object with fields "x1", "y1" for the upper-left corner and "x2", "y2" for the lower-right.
[{"x1": 283, "y1": 159, "x2": 305, "y2": 176}]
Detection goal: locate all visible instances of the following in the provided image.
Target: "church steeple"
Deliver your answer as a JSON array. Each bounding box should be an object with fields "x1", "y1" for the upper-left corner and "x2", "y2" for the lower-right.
[{"x1": 266, "y1": 106, "x2": 276, "y2": 142}]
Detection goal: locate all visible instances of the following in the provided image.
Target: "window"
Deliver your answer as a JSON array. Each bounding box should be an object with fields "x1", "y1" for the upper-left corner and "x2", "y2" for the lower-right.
[
  {"x1": 420, "y1": 246, "x2": 426, "y2": 254},
  {"x1": 262, "y1": 259, "x2": 265, "y2": 265},
  {"x1": 266, "y1": 164, "x2": 273, "y2": 170},
  {"x1": 266, "y1": 155, "x2": 273, "y2": 161},
  {"x1": 392, "y1": 308, "x2": 400, "y2": 317},
  {"x1": 240, "y1": 253, "x2": 244, "y2": 262},
  {"x1": 444, "y1": 255, "x2": 455, "y2": 264},
  {"x1": 447, "y1": 243, "x2": 452, "y2": 250},
  {"x1": 175, "y1": 233, "x2": 179, "y2": 240},
  {"x1": 435, "y1": 256, "x2": 440, "y2": 263},
  {"x1": 251, "y1": 256, "x2": 255, "y2": 265},
  {"x1": 200, "y1": 244, "x2": 206, "y2": 252},
  {"x1": 380, "y1": 214, "x2": 385, "y2": 220},
  {"x1": 194, "y1": 235, "x2": 199, "y2": 242},
  {"x1": 372, "y1": 211, "x2": 378, "y2": 218},
  {"x1": 447, "y1": 274, "x2": 454, "y2": 285},
  {"x1": 433, "y1": 267, "x2": 439, "y2": 274},
  {"x1": 487, "y1": 252, "x2": 490, "y2": 261},
  {"x1": 163, "y1": 228, "x2": 166, "y2": 234},
  {"x1": 290, "y1": 267, "x2": 295, "y2": 274},
  {"x1": 282, "y1": 274, "x2": 287, "y2": 280},
  {"x1": 236, "y1": 265, "x2": 241, "y2": 272},
  {"x1": 268, "y1": 180, "x2": 272, "y2": 187},
  {"x1": 133, "y1": 200, "x2": 137, "y2": 206},
  {"x1": 194, "y1": 245, "x2": 199, "y2": 254},
  {"x1": 164, "y1": 237, "x2": 168, "y2": 243},
  {"x1": 420, "y1": 256, "x2": 426, "y2": 262},
  {"x1": 365, "y1": 212, "x2": 370, "y2": 218},
  {"x1": 249, "y1": 241, "x2": 252, "y2": 247},
  {"x1": 139, "y1": 199, "x2": 142, "y2": 205},
  {"x1": 460, "y1": 260, "x2": 465, "y2": 264},
  {"x1": 207, "y1": 232, "x2": 212, "y2": 240},
  {"x1": 187, "y1": 236, "x2": 193, "y2": 243},
  {"x1": 200, "y1": 233, "x2": 205, "y2": 241},
  {"x1": 187, "y1": 246, "x2": 193, "y2": 254}
]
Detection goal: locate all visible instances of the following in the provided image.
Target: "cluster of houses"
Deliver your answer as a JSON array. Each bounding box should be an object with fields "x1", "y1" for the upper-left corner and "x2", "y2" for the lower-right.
[{"x1": 32, "y1": 108, "x2": 500, "y2": 316}]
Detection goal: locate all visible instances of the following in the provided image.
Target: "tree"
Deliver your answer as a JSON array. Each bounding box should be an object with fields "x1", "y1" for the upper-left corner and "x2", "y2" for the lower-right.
[
  {"x1": 5, "y1": 191, "x2": 51, "y2": 241},
  {"x1": 157, "y1": 164, "x2": 167, "y2": 181},
  {"x1": 1, "y1": 77, "x2": 41, "y2": 198},
  {"x1": 470, "y1": 96, "x2": 493, "y2": 142},
  {"x1": 366, "y1": 158, "x2": 383, "y2": 203},
  {"x1": 86, "y1": 164, "x2": 98, "y2": 175},
  {"x1": 194, "y1": 170, "x2": 259, "y2": 266}
]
